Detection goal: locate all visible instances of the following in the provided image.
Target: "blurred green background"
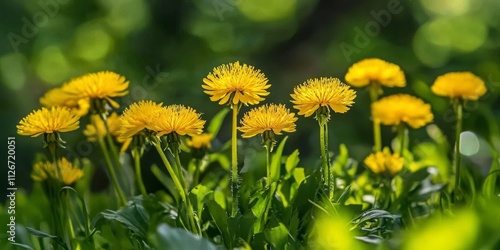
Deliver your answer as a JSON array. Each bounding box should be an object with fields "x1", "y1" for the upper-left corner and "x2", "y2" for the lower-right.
[{"x1": 1, "y1": 0, "x2": 499, "y2": 197}]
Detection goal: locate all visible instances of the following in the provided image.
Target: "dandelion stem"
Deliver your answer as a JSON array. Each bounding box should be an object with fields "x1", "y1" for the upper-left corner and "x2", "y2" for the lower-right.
[
  {"x1": 453, "y1": 100, "x2": 463, "y2": 203},
  {"x1": 171, "y1": 145, "x2": 200, "y2": 235},
  {"x1": 398, "y1": 124, "x2": 406, "y2": 156},
  {"x1": 369, "y1": 84, "x2": 382, "y2": 152},
  {"x1": 97, "y1": 136, "x2": 127, "y2": 206},
  {"x1": 319, "y1": 118, "x2": 332, "y2": 199},
  {"x1": 265, "y1": 142, "x2": 271, "y2": 188},
  {"x1": 132, "y1": 148, "x2": 147, "y2": 198},
  {"x1": 152, "y1": 136, "x2": 199, "y2": 234},
  {"x1": 230, "y1": 104, "x2": 240, "y2": 217}
]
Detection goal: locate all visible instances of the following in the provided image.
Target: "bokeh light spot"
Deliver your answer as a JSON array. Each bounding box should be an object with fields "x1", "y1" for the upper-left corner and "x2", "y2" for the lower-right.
[
  {"x1": 460, "y1": 131, "x2": 480, "y2": 156},
  {"x1": 237, "y1": 0, "x2": 297, "y2": 22},
  {"x1": 72, "y1": 23, "x2": 114, "y2": 62},
  {"x1": 0, "y1": 53, "x2": 26, "y2": 90},
  {"x1": 34, "y1": 46, "x2": 71, "y2": 84}
]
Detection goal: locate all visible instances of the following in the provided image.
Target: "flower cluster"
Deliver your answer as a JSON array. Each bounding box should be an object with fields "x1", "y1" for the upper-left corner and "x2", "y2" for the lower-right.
[{"x1": 364, "y1": 149, "x2": 404, "y2": 176}]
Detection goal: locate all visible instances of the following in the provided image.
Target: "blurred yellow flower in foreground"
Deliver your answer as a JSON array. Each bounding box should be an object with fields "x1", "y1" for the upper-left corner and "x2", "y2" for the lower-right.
[
  {"x1": 83, "y1": 113, "x2": 122, "y2": 141},
  {"x1": 119, "y1": 100, "x2": 164, "y2": 140},
  {"x1": 239, "y1": 103, "x2": 297, "y2": 138},
  {"x1": 40, "y1": 87, "x2": 90, "y2": 116},
  {"x1": 431, "y1": 72, "x2": 487, "y2": 100},
  {"x1": 345, "y1": 58, "x2": 406, "y2": 88},
  {"x1": 62, "y1": 71, "x2": 129, "y2": 108},
  {"x1": 290, "y1": 77, "x2": 356, "y2": 117},
  {"x1": 311, "y1": 212, "x2": 362, "y2": 250},
  {"x1": 186, "y1": 133, "x2": 213, "y2": 149},
  {"x1": 154, "y1": 105, "x2": 205, "y2": 137},
  {"x1": 17, "y1": 106, "x2": 80, "y2": 137},
  {"x1": 31, "y1": 157, "x2": 84, "y2": 185},
  {"x1": 364, "y1": 149, "x2": 404, "y2": 176},
  {"x1": 372, "y1": 94, "x2": 433, "y2": 129},
  {"x1": 202, "y1": 61, "x2": 270, "y2": 106}
]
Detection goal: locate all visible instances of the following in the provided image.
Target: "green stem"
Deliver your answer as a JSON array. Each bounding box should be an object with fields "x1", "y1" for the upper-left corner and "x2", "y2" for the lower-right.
[
  {"x1": 398, "y1": 124, "x2": 406, "y2": 156},
  {"x1": 193, "y1": 159, "x2": 200, "y2": 187},
  {"x1": 369, "y1": 84, "x2": 382, "y2": 152},
  {"x1": 454, "y1": 100, "x2": 463, "y2": 203},
  {"x1": 132, "y1": 148, "x2": 147, "y2": 198},
  {"x1": 171, "y1": 147, "x2": 200, "y2": 235},
  {"x1": 319, "y1": 121, "x2": 332, "y2": 198},
  {"x1": 97, "y1": 137, "x2": 127, "y2": 206},
  {"x1": 152, "y1": 136, "x2": 199, "y2": 234},
  {"x1": 153, "y1": 136, "x2": 187, "y2": 203},
  {"x1": 231, "y1": 104, "x2": 240, "y2": 217},
  {"x1": 265, "y1": 141, "x2": 272, "y2": 188}
]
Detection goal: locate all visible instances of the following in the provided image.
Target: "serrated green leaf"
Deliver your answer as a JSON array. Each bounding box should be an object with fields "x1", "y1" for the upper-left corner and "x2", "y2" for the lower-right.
[
  {"x1": 285, "y1": 149, "x2": 300, "y2": 179},
  {"x1": 264, "y1": 222, "x2": 289, "y2": 249}
]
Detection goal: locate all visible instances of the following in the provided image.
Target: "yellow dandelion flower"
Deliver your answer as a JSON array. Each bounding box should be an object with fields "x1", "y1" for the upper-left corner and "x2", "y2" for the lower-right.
[
  {"x1": 431, "y1": 72, "x2": 487, "y2": 100},
  {"x1": 83, "y1": 113, "x2": 121, "y2": 141},
  {"x1": 40, "y1": 87, "x2": 90, "y2": 116},
  {"x1": 345, "y1": 58, "x2": 406, "y2": 88},
  {"x1": 372, "y1": 94, "x2": 433, "y2": 129},
  {"x1": 290, "y1": 77, "x2": 356, "y2": 117},
  {"x1": 186, "y1": 133, "x2": 213, "y2": 149},
  {"x1": 364, "y1": 149, "x2": 404, "y2": 176},
  {"x1": 202, "y1": 61, "x2": 270, "y2": 106},
  {"x1": 154, "y1": 105, "x2": 205, "y2": 137},
  {"x1": 119, "y1": 100, "x2": 164, "y2": 140},
  {"x1": 239, "y1": 103, "x2": 297, "y2": 138},
  {"x1": 17, "y1": 106, "x2": 80, "y2": 137},
  {"x1": 62, "y1": 71, "x2": 129, "y2": 108},
  {"x1": 31, "y1": 157, "x2": 84, "y2": 185}
]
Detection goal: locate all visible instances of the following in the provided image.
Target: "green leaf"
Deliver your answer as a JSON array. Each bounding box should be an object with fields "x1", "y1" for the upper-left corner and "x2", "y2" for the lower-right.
[
  {"x1": 207, "y1": 200, "x2": 232, "y2": 248},
  {"x1": 26, "y1": 227, "x2": 68, "y2": 249},
  {"x1": 207, "y1": 108, "x2": 230, "y2": 136},
  {"x1": 482, "y1": 145, "x2": 500, "y2": 198},
  {"x1": 98, "y1": 201, "x2": 150, "y2": 240},
  {"x1": 270, "y1": 136, "x2": 288, "y2": 183},
  {"x1": 264, "y1": 223, "x2": 289, "y2": 249},
  {"x1": 9, "y1": 243, "x2": 34, "y2": 249},
  {"x1": 190, "y1": 184, "x2": 213, "y2": 213},
  {"x1": 285, "y1": 149, "x2": 300, "y2": 179},
  {"x1": 151, "y1": 164, "x2": 178, "y2": 202},
  {"x1": 152, "y1": 223, "x2": 219, "y2": 250}
]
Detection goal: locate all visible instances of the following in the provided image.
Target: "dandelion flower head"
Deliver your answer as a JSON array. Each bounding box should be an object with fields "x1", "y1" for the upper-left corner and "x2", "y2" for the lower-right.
[
  {"x1": 239, "y1": 103, "x2": 297, "y2": 138},
  {"x1": 186, "y1": 133, "x2": 214, "y2": 149},
  {"x1": 119, "y1": 100, "x2": 164, "y2": 140},
  {"x1": 153, "y1": 105, "x2": 205, "y2": 137},
  {"x1": 431, "y1": 72, "x2": 487, "y2": 100},
  {"x1": 364, "y1": 149, "x2": 403, "y2": 176},
  {"x1": 84, "y1": 113, "x2": 122, "y2": 141},
  {"x1": 290, "y1": 77, "x2": 356, "y2": 117},
  {"x1": 31, "y1": 157, "x2": 84, "y2": 185},
  {"x1": 371, "y1": 94, "x2": 433, "y2": 129},
  {"x1": 202, "y1": 61, "x2": 270, "y2": 106},
  {"x1": 62, "y1": 71, "x2": 129, "y2": 108},
  {"x1": 345, "y1": 58, "x2": 406, "y2": 88},
  {"x1": 40, "y1": 87, "x2": 90, "y2": 116},
  {"x1": 17, "y1": 106, "x2": 80, "y2": 137}
]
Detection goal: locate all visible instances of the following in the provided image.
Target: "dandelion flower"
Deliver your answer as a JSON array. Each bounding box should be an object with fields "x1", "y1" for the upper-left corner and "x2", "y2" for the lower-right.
[
  {"x1": 31, "y1": 157, "x2": 84, "y2": 185},
  {"x1": 17, "y1": 106, "x2": 80, "y2": 137},
  {"x1": 62, "y1": 71, "x2": 129, "y2": 108},
  {"x1": 372, "y1": 94, "x2": 433, "y2": 129},
  {"x1": 83, "y1": 112, "x2": 122, "y2": 141},
  {"x1": 119, "y1": 100, "x2": 164, "y2": 140},
  {"x1": 364, "y1": 149, "x2": 403, "y2": 176},
  {"x1": 187, "y1": 133, "x2": 213, "y2": 149},
  {"x1": 154, "y1": 105, "x2": 205, "y2": 137},
  {"x1": 40, "y1": 87, "x2": 90, "y2": 116},
  {"x1": 345, "y1": 58, "x2": 405, "y2": 88},
  {"x1": 202, "y1": 61, "x2": 270, "y2": 106},
  {"x1": 290, "y1": 77, "x2": 356, "y2": 117},
  {"x1": 431, "y1": 72, "x2": 487, "y2": 100},
  {"x1": 239, "y1": 103, "x2": 297, "y2": 138}
]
